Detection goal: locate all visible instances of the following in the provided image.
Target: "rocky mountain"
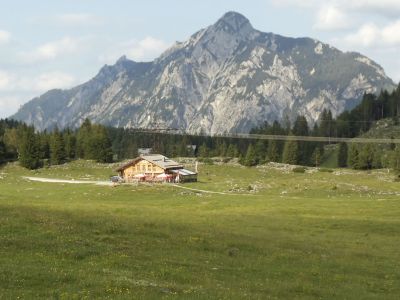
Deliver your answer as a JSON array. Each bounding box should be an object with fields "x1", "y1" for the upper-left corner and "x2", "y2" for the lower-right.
[{"x1": 12, "y1": 12, "x2": 395, "y2": 134}]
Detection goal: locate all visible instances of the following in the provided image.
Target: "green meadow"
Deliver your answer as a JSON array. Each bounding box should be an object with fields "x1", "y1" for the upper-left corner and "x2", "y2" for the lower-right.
[{"x1": 1, "y1": 160, "x2": 400, "y2": 299}]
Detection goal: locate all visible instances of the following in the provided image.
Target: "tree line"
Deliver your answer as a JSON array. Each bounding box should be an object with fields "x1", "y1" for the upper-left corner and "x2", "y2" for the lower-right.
[
  {"x1": 0, "y1": 119, "x2": 113, "y2": 169},
  {"x1": 2, "y1": 84, "x2": 400, "y2": 171}
]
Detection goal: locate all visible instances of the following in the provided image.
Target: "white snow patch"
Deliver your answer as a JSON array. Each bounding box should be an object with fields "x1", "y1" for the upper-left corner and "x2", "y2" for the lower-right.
[{"x1": 314, "y1": 43, "x2": 323, "y2": 55}]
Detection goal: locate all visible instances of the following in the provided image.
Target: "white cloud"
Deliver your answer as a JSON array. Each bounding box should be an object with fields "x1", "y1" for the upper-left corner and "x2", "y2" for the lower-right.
[
  {"x1": 313, "y1": 5, "x2": 351, "y2": 31},
  {"x1": 20, "y1": 37, "x2": 83, "y2": 63},
  {"x1": 127, "y1": 37, "x2": 170, "y2": 60},
  {"x1": 270, "y1": 0, "x2": 400, "y2": 16},
  {"x1": 55, "y1": 13, "x2": 102, "y2": 26},
  {"x1": 0, "y1": 70, "x2": 76, "y2": 92},
  {"x1": 99, "y1": 36, "x2": 170, "y2": 64},
  {"x1": 0, "y1": 30, "x2": 11, "y2": 44},
  {"x1": 348, "y1": 0, "x2": 400, "y2": 18},
  {"x1": 33, "y1": 72, "x2": 76, "y2": 91},
  {"x1": 0, "y1": 71, "x2": 12, "y2": 90},
  {"x1": 269, "y1": 0, "x2": 316, "y2": 8},
  {"x1": 344, "y1": 20, "x2": 400, "y2": 48},
  {"x1": 0, "y1": 70, "x2": 77, "y2": 117},
  {"x1": 0, "y1": 95, "x2": 27, "y2": 118}
]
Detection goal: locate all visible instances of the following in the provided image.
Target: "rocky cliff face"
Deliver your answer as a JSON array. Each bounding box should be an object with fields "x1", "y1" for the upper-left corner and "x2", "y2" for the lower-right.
[{"x1": 12, "y1": 12, "x2": 395, "y2": 134}]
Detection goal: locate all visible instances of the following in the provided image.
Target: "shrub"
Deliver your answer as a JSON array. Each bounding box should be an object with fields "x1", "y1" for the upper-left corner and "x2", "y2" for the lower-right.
[
  {"x1": 293, "y1": 167, "x2": 306, "y2": 173},
  {"x1": 319, "y1": 168, "x2": 333, "y2": 173},
  {"x1": 200, "y1": 158, "x2": 214, "y2": 165}
]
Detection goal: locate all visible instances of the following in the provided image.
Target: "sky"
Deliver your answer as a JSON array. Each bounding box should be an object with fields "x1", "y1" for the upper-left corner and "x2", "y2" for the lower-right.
[{"x1": 1, "y1": 0, "x2": 400, "y2": 118}]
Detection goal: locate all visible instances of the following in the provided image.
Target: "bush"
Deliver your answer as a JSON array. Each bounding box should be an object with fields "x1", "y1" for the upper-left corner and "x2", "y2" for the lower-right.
[
  {"x1": 223, "y1": 157, "x2": 232, "y2": 163},
  {"x1": 319, "y1": 168, "x2": 333, "y2": 173},
  {"x1": 198, "y1": 157, "x2": 214, "y2": 165},
  {"x1": 293, "y1": 167, "x2": 306, "y2": 173}
]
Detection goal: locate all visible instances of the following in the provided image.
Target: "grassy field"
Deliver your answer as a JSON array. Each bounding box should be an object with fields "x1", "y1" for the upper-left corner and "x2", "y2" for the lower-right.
[{"x1": 1, "y1": 160, "x2": 400, "y2": 299}]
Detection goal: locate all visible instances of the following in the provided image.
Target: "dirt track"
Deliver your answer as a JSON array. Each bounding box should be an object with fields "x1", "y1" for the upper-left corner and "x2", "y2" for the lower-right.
[{"x1": 23, "y1": 176, "x2": 113, "y2": 186}]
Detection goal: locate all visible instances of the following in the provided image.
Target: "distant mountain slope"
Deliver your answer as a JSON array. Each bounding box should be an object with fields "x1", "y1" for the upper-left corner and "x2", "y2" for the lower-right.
[{"x1": 12, "y1": 11, "x2": 395, "y2": 134}]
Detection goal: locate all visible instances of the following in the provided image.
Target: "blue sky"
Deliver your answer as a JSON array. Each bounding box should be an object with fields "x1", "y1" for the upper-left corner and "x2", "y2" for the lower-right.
[{"x1": 1, "y1": 0, "x2": 400, "y2": 118}]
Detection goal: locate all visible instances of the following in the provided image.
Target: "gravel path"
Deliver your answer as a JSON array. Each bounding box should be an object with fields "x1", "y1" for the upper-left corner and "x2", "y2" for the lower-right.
[{"x1": 23, "y1": 176, "x2": 113, "y2": 186}]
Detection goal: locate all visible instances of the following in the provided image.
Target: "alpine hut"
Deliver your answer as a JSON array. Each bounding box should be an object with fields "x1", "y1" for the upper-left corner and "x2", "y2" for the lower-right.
[{"x1": 116, "y1": 154, "x2": 197, "y2": 183}]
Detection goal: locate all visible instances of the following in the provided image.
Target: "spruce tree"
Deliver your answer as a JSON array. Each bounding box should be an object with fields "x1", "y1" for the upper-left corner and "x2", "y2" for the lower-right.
[
  {"x1": 89, "y1": 125, "x2": 113, "y2": 163},
  {"x1": 76, "y1": 118, "x2": 92, "y2": 158},
  {"x1": 178, "y1": 139, "x2": 189, "y2": 157},
  {"x1": 337, "y1": 143, "x2": 348, "y2": 168},
  {"x1": 39, "y1": 133, "x2": 50, "y2": 160},
  {"x1": 347, "y1": 143, "x2": 359, "y2": 169},
  {"x1": 266, "y1": 140, "x2": 279, "y2": 162},
  {"x1": 311, "y1": 147, "x2": 322, "y2": 167},
  {"x1": 282, "y1": 139, "x2": 299, "y2": 165},
  {"x1": 218, "y1": 141, "x2": 227, "y2": 157},
  {"x1": 50, "y1": 128, "x2": 66, "y2": 165},
  {"x1": 19, "y1": 127, "x2": 41, "y2": 169},
  {"x1": 198, "y1": 142, "x2": 209, "y2": 158},
  {"x1": 254, "y1": 140, "x2": 267, "y2": 164},
  {"x1": 64, "y1": 130, "x2": 77, "y2": 160},
  {"x1": 358, "y1": 144, "x2": 374, "y2": 170},
  {"x1": 391, "y1": 145, "x2": 400, "y2": 172},
  {"x1": 0, "y1": 140, "x2": 5, "y2": 164},
  {"x1": 243, "y1": 144, "x2": 257, "y2": 167},
  {"x1": 226, "y1": 144, "x2": 239, "y2": 157}
]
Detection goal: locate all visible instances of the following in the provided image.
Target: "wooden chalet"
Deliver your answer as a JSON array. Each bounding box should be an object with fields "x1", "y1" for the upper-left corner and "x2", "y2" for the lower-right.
[{"x1": 116, "y1": 154, "x2": 197, "y2": 183}]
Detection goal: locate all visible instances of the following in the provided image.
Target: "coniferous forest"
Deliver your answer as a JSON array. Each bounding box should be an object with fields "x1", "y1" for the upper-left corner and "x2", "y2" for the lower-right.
[{"x1": 1, "y1": 85, "x2": 400, "y2": 171}]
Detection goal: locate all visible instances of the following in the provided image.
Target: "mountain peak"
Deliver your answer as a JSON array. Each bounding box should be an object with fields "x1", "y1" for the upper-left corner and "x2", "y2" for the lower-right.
[
  {"x1": 214, "y1": 11, "x2": 253, "y2": 33},
  {"x1": 116, "y1": 55, "x2": 129, "y2": 64},
  {"x1": 12, "y1": 12, "x2": 395, "y2": 134}
]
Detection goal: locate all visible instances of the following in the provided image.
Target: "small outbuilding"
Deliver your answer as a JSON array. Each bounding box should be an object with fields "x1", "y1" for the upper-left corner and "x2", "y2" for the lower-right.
[{"x1": 116, "y1": 154, "x2": 197, "y2": 183}]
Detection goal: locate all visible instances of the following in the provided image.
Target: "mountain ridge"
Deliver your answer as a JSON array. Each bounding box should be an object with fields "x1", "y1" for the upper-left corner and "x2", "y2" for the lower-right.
[{"x1": 12, "y1": 11, "x2": 395, "y2": 134}]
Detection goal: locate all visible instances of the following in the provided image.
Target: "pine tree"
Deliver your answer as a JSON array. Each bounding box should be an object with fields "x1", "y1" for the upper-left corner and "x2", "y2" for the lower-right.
[
  {"x1": 266, "y1": 140, "x2": 280, "y2": 162},
  {"x1": 198, "y1": 142, "x2": 209, "y2": 158},
  {"x1": 39, "y1": 133, "x2": 50, "y2": 160},
  {"x1": 226, "y1": 144, "x2": 239, "y2": 157},
  {"x1": 76, "y1": 118, "x2": 92, "y2": 158},
  {"x1": 50, "y1": 128, "x2": 66, "y2": 165},
  {"x1": 243, "y1": 144, "x2": 257, "y2": 167},
  {"x1": 89, "y1": 125, "x2": 113, "y2": 163},
  {"x1": 391, "y1": 145, "x2": 400, "y2": 172},
  {"x1": 254, "y1": 140, "x2": 267, "y2": 164},
  {"x1": 337, "y1": 143, "x2": 348, "y2": 168},
  {"x1": 218, "y1": 141, "x2": 227, "y2": 157},
  {"x1": 358, "y1": 144, "x2": 375, "y2": 170},
  {"x1": 347, "y1": 143, "x2": 359, "y2": 169},
  {"x1": 318, "y1": 109, "x2": 335, "y2": 137},
  {"x1": 311, "y1": 147, "x2": 322, "y2": 167},
  {"x1": 178, "y1": 139, "x2": 189, "y2": 157},
  {"x1": 0, "y1": 140, "x2": 5, "y2": 164},
  {"x1": 19, "y1": 127, "x2": 41, "y2": 169},
  {"x1": 282, "y1": 139, "x2": 299, "y2": 165},
  {"x1": 64, "y1": 130, "x2": 77, "y2": 160}
]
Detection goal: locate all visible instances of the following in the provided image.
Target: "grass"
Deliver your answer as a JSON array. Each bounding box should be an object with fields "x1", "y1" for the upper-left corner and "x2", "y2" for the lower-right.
[{"x1": 1, "y1": 160, "x2": 400, "y2": 299}]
